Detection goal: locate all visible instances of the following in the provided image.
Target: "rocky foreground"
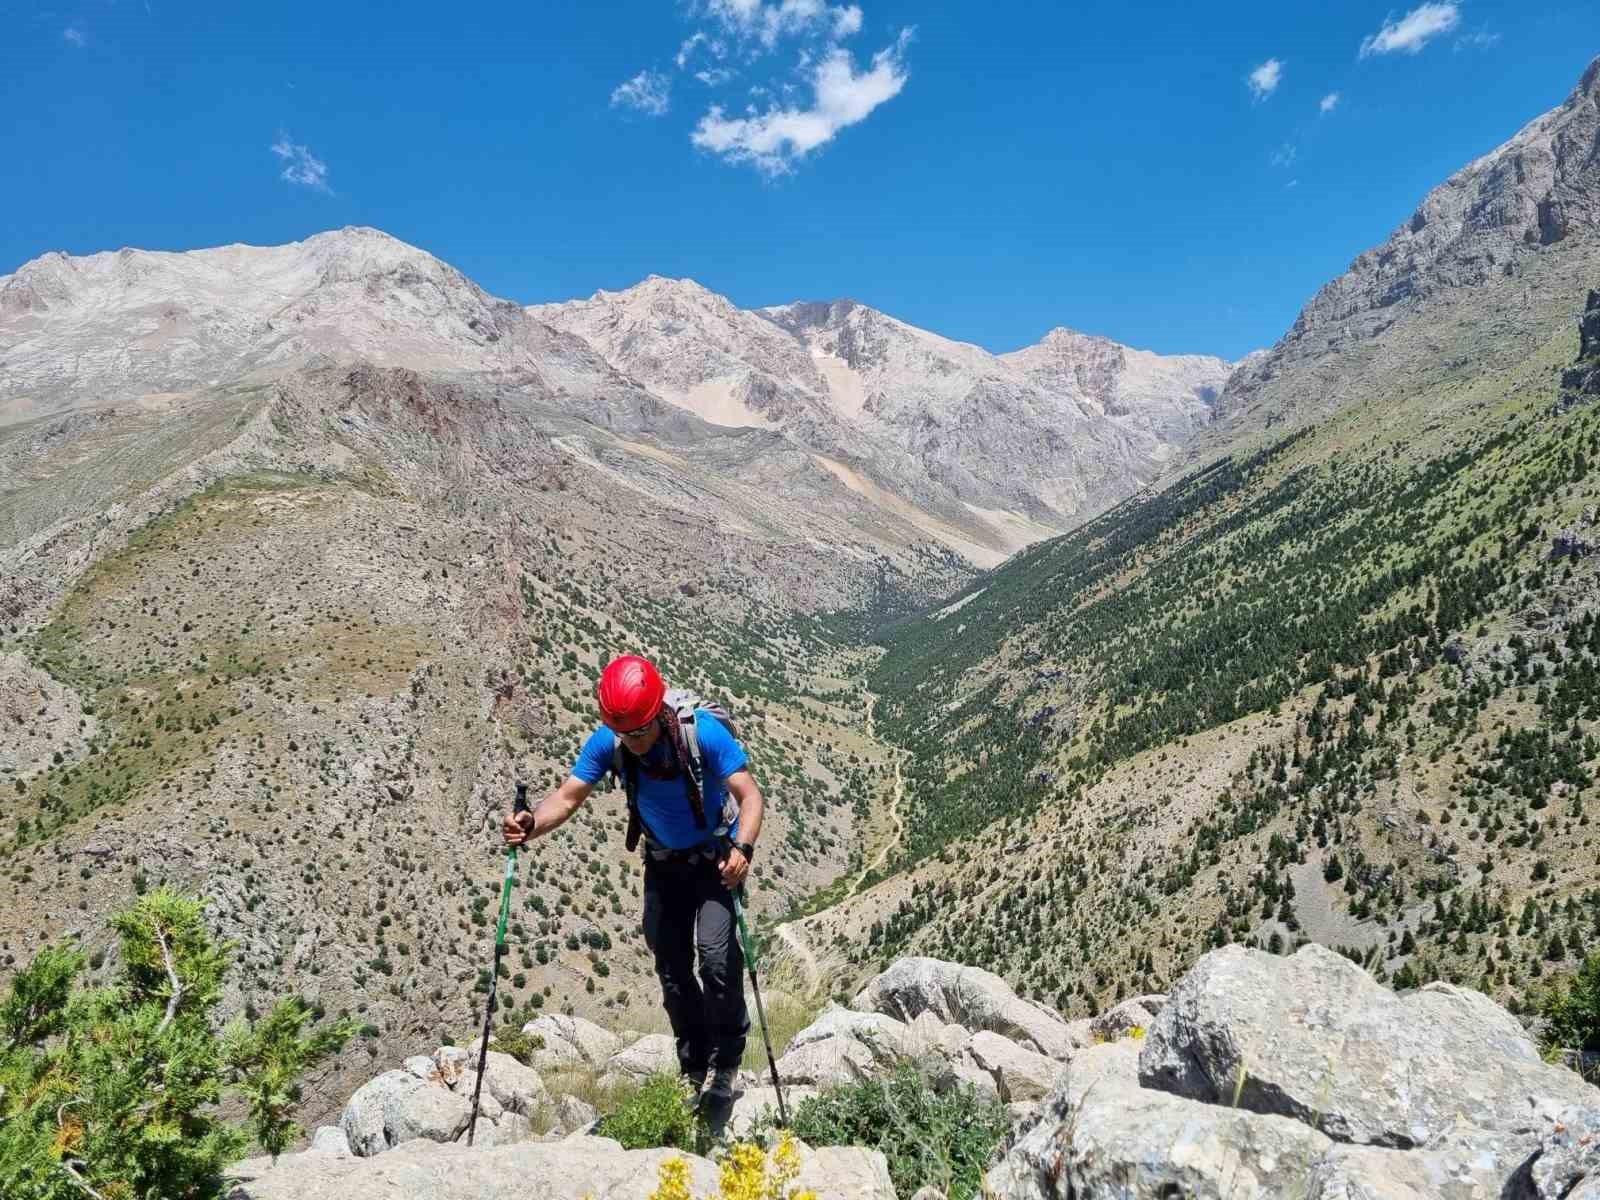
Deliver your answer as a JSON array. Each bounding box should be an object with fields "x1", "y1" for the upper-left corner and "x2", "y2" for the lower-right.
[{"x1": 229, "y1": 946, "x2": 1600, "y2": 1199}]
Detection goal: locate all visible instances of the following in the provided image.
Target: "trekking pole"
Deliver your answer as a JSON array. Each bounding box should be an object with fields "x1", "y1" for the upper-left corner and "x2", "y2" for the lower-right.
[
  {"x1": 731, "y1": 888, "x2": 788, "y2": 1126},
  {"x1": 468, "y1": 782, "x2": 527, "y2": 1147}
]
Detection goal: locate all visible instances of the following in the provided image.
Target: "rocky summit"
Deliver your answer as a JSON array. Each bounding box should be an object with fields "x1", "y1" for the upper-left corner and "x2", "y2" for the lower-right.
[{"x1": 225, "y1": 949, "x2": 1600, "y2": 1199}]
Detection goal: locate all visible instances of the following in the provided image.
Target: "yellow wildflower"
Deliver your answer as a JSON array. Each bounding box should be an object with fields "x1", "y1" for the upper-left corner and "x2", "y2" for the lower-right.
[{"x1": 648, "y1": 1155, "x2": 694, "y2": 1200}]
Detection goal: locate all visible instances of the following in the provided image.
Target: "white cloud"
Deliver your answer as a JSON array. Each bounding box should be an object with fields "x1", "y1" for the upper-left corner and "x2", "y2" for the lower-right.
[
  {"x1": 692, "y1": 29, "x2": 910, "y2": 174},
  {"x1": 270, "y1": 135, "x2": 331, "y2": 193},
  {"x1": 611, "y1": 69, "x2": 671, "y2": 116},
  {"x1": 1359, "y1": 3, "x2": 1460, "y2": 57},
  {"x1": 695, "y1": 67, "x2": 738, "y2": 86},
  {"x1": 1271, "y1": 142, "x2": 1297, "y2": 167},
  {"x1": 699, "y1": 0, "x2": 866, "y2": 50},
  {"x1": 1320, "y1": 91, "x2": 1340, "y2": 113},
  {"x1": 63, "y1": 26, "x2": 85, "y2": 46},
  {"x1": 1247, "y1": 58, "x2": 1283, "y2": 101},
  {"x1": 1455, "y1": 28, "x2": 1501, "y2": 51}
]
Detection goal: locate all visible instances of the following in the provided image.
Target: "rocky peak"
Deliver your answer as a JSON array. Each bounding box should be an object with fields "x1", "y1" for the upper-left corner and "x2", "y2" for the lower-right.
[{"x1": 1216, "y1": 54, "x2": 1600, "y2": 433}]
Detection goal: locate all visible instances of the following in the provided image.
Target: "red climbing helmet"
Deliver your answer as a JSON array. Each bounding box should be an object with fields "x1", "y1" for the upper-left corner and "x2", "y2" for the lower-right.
[{"x1": 596, "y1": 655, "x2": 666, "y2": 734}]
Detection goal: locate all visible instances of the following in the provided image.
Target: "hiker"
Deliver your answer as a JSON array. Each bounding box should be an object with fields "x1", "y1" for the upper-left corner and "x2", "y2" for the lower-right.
[{"x1": 503, "y1": 653, "x2": 764, "y2": 1115}]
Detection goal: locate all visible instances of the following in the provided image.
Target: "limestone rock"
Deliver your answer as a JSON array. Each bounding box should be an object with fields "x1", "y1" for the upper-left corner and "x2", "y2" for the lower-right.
[
  {"x1": 1529, "y1": 1104, "x2": 1600, "y2": 1199},
  {"x1": 963, "y1": 1030, "x2": 1066, "y2": 1103},
  {"x1": 1088, "y1": 996, "x2": 1160, "y2": 1042},
  {"x1": 522, "y1": 1013, "x2": 622, "y2": 1071},
  {"x1": 551, "y1": 1094, "x2": 598, "y2": 1136},
  {"x1": 986, "y1": 1081, "x2": 1334, "y2": 1199},
  {"x1": 1138, "y1": 943, "x2": 1598, "y2": 1147},
  {"x1": 308, "y1": 1126, "x2": 351, "y2": 1156},
  {"x1": 339, "y1": 1070, "x2": 424, "y2": 1157},
  {"x1": 850, "y1": 957, "x2": 1081, "y2": 1059},
  {"x1": 600, "y1": 1033, "x2": 680, "y2": 1088},
  {"x1": 777, "y1": 1005, "x2": 918, "y2": 1088},
  {"x1": 226, "y1": 1132, "x2": 895, "y2": 1199}
]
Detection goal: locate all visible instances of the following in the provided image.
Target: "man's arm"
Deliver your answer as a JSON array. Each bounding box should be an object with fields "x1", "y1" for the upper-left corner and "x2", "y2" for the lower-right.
[
  {"x1": 718, "y1": 768, "x2": 763, "y2": 888},
  {"x1": 504, "y1": 775, "x2": 593, "y2": 845}
]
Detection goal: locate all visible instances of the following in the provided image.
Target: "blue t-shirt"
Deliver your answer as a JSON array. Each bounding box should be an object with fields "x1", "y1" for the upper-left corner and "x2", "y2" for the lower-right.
[{"x1": 573, "y1": 710, "x2": 748, "y2": 850}]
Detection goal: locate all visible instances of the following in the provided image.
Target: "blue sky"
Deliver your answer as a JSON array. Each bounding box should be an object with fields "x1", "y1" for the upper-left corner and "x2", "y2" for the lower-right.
[{"x1": 3, "y1": 2, "x2": 1595, "y2": 361}]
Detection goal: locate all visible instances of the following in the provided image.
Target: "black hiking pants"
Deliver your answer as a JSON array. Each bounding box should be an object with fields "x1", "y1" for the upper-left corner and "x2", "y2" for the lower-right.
[{"x1": 641, "y1": 854, "x2": 749, "y2": 1078}]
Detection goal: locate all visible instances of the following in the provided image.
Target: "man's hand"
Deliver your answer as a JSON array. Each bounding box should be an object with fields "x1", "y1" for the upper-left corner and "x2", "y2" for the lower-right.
[
  {"x1": 718, "y1": 846, "x2": 749, "y2": 889},
  {"x1": 503, "y1": 808, "x2": 535, "y2": 847}
]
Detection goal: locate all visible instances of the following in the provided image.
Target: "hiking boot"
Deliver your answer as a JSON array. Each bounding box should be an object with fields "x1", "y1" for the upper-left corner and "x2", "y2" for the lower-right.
[
  {"x1": 683, "y1": 1068, "x2": 708, "y2": 1097},
  {"x1": 702, "y1": 1067, "x2": 737, "y2": 1106}
]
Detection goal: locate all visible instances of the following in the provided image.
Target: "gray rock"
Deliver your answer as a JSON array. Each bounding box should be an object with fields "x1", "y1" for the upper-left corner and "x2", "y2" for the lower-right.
[
  {"x1": 307, "y1": 1126, "x2": 351, "y2": 1157},
  {"x1": 1138, "y1": 943, "x2": 1599, "y2": 1147},
  {"x1": 339, "y1": 1070, "x2": 423, "y2": 1157},
  {"x1": 1530, "y1": 1104, "x2": 1600, "y2": 1199},
  {"x1": 403, "y1": 1055, "x2": 438, "y2": 1081},
  {"x1": 551, "y1": 1094, "x2": 598, "y2": 1136},
  {"x1": 388, "y1": 1082, "x2": 472, "y2": 1148},
  {"x1": 1305, "y1": 1128, "x2": 1538, "y2": 1199},
  {"x1": 963, "y1": 1030, "x2": 1066, "y2": 1102},
  {"x1": 522, "y1": 1013, "x2": 622, "y2": 1071},
  {"x1": 986, "y1": 1081, "x2": 1334, "y2": 1199},
  {"x1": 226, "y1": 1131, "x2": 896, "y2": 1199},
  {"x1": 850, "y1": 957, "x2": 1080, "y2": 1059},
  {"x1": 909, "y1": 1187, "x2": 947, "y2": 1200},
  {"x1": 599, "y1": 1033, "x2": 680, "y2": 1088},
  {"x1": 1088, "y1": 998, "x2": 1158, "y2": 1042},
  {"x1": 726, "y1": 1085, "x2": 819, "y2": 1139},
  {"x1": 777, "y1": 1004, "x2": 918, "y2": 1087}
]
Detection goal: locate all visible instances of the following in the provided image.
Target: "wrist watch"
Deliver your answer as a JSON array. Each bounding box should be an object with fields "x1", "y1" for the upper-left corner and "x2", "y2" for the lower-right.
[{"x1": 733, "y1": 840, "x2": 755, "y2": 862}]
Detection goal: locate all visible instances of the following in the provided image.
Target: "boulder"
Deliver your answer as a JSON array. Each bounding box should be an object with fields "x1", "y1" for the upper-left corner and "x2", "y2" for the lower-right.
[
  {"x1": 1089, "y1": 996, "x2": 1161, "y2": 1042},
  {"x1": 963, "y1": 1030, "x2": 1066, "y2": 1103},
  {"x1": 850, "y1": 958, "x2": 1082, "y2": 1059},
  {"x1": 600, "y1": 1033, "x2": 680, "y2": 1088},
  {"x1": 726, "y1": 1085, "x2": 820, "y2": 1139},
  {"x1": 551, "y1": 1094, "x2": 598, "y2": 1136},
  {"x1": 1138, "y1": 943, "x2": 1599, "y2": 1148},
  {"x1": 1529, "y1": 1104, "x2": 1600, "y2": 1199},
  {"x1": 777, "y1": 1005, "x2": 918, "y2": 1087},
  {"x1": 986, "y1": 1081, "x2": 1334, "y2": 1199},
  {"x1": 307, "y1": 1126, "x2": 351, "y2": 1157},
  {"x1": 226, "y1": 1132, "x2": 896, "y2": 1199},
  {"x1": 522, "y1": 1013, "x2": 622, "y2": 1071},
  {"x1": 339, "y1": 1070, "x2": 424, "y2": 1157},
  {"x1": 1304, "y1": 1128, "x2": 1538, "y2": 1199}
]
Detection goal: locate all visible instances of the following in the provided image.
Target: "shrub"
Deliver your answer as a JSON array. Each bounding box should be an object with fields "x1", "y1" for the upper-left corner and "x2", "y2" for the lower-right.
[
  {"x1": 1543, "y1": 951, "x2": 1600, "y2": 1054},
  {"x1": 488, "y1": 1027, "x2": 546, "y2": 1066},
  {"x1": 596, "y1": 1072, "x2": 700, "y2": 1152},
  {"x1": 773, "y1": 1066, "x2": 1009, "y2": 1200},
  {"x1": 0, "y1": 889, "x2": 355, "y2": 1199}
]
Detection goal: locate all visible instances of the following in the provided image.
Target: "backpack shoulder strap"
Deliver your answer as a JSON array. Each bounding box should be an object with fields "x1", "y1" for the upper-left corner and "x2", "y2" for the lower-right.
[{"x1": 613, "y1": 738, "x2": 646, "y2": 852}]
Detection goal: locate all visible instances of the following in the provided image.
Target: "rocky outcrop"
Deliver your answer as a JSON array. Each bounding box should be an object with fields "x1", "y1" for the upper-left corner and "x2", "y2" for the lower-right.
[
  {"x1": 986, "y1": 944, "x2": 1600, "y2": 1199},
  {"x1": 339, "y1": 1047, "x2": 547, "y2": 1156},
  {"x1": 227, "y1": 1135, "x2": 896, "y2": 1200},
  {"x1": 1215, "y1": 55, "x2": 1600, "y2": 437},
  {"x1": 521, "y1": 1013, "x2": 621, "y2": 1073},
  {"x1": 849, "y1": 956, "x2": 1086, "y2": 1059},
  {"x1": 1561, "y1": 289, "x2": 1600, "y2": 401}
]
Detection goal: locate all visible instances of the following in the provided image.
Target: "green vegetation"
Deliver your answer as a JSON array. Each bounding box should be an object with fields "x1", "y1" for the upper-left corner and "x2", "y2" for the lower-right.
[
  {"x1": 595, "y1": 1072, "x2": 702, "y2": 1152},
  {"x1": 0, "y1": 889, "x2": 353, "y2": 1199},
  {"x1": 1542, "y1": 950, "x2": 1600, "y2": 1054},
  {"x1": 767, "y1": 1067, "x2": 1009, "y2": 1200}
]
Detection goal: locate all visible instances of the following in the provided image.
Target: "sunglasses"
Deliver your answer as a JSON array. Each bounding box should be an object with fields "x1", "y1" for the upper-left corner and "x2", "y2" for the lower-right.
[{"x1": 616, "y1": 719, "x2": 657, "y2": 740}]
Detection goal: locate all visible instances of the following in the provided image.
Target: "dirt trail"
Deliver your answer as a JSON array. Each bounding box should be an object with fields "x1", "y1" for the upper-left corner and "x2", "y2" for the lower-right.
[{"x1": 768, "y1": 689, "x2": 906, "y2": 994}]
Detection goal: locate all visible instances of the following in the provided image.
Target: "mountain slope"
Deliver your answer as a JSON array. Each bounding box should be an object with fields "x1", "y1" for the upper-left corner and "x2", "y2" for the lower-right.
[
  {"x1": 535, "y1": 281, "x2": 1235, "y2": 560},
  {"x1": 787, "y1": 56, "x2": 1600, "y2": 1030},
  {"x1": 1214, "y1": 56, "x2": 1600, "y2": 442}
]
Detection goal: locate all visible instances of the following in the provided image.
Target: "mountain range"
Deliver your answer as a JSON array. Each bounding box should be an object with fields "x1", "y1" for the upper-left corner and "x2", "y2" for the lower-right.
[{"x1": 2, "y1": 51, "x2": 1599, "y2": 1141}]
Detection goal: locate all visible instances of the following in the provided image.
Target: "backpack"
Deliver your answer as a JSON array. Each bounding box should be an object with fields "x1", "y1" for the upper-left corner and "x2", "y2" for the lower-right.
[{"x1": 612, "y1": 687, "x2": 740, "y2": 853}]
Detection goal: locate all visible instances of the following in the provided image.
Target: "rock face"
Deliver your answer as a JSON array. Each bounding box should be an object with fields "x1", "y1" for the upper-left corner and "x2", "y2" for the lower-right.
[
  {"x1": 1562, "y1": 288, "x2": 1600, "y2": 400},
  {"x1": 1215, "y1": 55, "x2": 1600, "y2": 437},
  {"x1": 986, "y1": 944, "x2": 1600, "y2": 1199}
]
